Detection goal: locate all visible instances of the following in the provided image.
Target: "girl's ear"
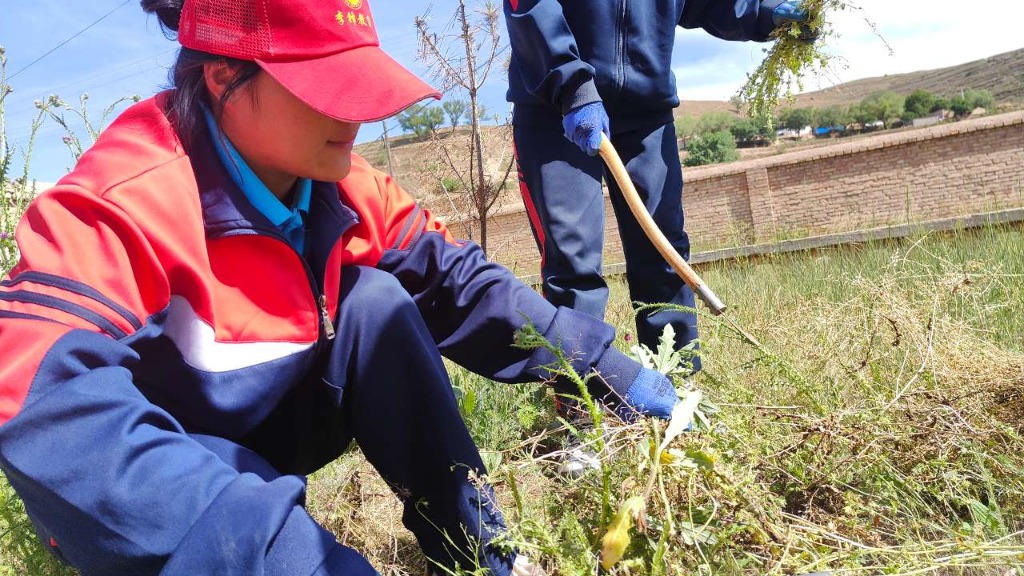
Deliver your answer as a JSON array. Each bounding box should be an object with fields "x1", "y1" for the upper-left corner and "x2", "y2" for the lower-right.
[{"x1": 203, "y1": 60, "x2": 235, "y2": 104}]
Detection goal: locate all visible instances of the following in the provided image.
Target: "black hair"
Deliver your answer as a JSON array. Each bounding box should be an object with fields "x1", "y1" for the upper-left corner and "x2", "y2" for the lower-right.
[{"x1": 140, "y1": 0, "x2": 261, "y2": 148}]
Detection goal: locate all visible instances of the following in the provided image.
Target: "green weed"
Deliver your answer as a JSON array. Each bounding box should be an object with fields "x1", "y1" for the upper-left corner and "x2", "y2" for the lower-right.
[
  {"x1": 0, "y1": 48, "x2": 48, "y2": 275},
  {"x1": 323, "y1": 225, "x2": 1024, "y2": 575},
  {"x1": 0, "y1": 47, "x2": 78, "y2": 576}
]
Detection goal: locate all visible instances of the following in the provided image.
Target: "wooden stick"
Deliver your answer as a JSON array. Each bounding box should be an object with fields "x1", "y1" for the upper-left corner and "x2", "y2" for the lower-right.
[{"x1": 598, "y1": 135, "x2": 727, "y2": 315}]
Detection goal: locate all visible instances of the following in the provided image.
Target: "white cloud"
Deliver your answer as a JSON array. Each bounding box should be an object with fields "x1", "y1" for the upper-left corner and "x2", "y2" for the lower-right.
[
  {"x1": 673, "y1": 0, "x2": 1024, "y2": 100},
  {"x1": 672, "y1": 38, "x2": 770, "y2": 100},
  {"x1": 828, "y1": 0, "x2": 1024, "y2": 81}
]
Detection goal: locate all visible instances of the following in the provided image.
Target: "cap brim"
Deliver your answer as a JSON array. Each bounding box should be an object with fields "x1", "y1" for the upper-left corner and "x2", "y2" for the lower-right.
[{"x1": 257, "y1": 45, "x2": 441, "y2": 123}]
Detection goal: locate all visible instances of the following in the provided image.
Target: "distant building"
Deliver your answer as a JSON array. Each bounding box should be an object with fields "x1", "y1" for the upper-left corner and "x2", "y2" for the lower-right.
[
  {"x1": 814, "y1": 125, "x2": 846, "y2": 137},
  {"x1": 912, "y1": 115, "x2": 942, "y2": 128},
  {"x1": 912, "y1": 110, "x2": 956, "y2": 128},
  {"x1": 775, "y1": 126, "x2": 812, "y2": 139}
]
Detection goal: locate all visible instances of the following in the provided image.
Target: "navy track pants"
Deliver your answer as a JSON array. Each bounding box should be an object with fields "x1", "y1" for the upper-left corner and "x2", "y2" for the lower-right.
[
  {"x1": 234, "y1": 266, "x2": 513, "y2": 575},
  {"x1": 512, "y1": 105, "x2": 701, "y2": 371}
]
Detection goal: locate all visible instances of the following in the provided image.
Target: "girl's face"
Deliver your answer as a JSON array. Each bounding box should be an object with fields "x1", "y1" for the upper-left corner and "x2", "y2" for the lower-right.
[{"x1": 209, "y1": 65, "x2": 361, "y2": 198}]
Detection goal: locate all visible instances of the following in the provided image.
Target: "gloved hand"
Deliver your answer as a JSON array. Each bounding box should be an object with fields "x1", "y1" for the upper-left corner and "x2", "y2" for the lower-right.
[
  {"x1": 759, "y1": 0, "x2": 818, "y2": 42},
  {"x1": 616, "y1": 367, "x2": 679, "y2": 421},
  {"x1": 562, "y1": 101, "x2": 610, "y2": 156}
]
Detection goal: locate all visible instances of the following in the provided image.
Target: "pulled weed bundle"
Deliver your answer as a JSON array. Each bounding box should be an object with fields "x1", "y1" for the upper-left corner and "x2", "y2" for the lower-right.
[{"x1": 738, "y1": 0, "x2": 890, "y2": 120}]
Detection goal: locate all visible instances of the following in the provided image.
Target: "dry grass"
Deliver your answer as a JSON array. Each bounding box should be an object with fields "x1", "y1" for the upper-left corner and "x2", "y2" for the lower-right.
[
  {"x1": 2, "y1": 224, "x2": 1022, "y2": 575},
  {"x1": 302, "y1": 225, "x2": 1024, "y2": 575}
]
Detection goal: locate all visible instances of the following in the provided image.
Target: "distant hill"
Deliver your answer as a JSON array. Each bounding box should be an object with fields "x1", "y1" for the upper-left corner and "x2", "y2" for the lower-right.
[
  {"x1": 791, "y1": 46, "x2": 1024, "y2": 108},
  {"x1": 677, "y1": 46, "x2": 1024, "y2": 117},
  {"x1": 360, "y1": 47, "x2": 1024, "y2": 198}
]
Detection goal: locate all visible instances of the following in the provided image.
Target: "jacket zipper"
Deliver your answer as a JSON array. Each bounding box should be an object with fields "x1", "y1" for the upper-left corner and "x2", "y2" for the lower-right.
[
  {"x1": 217, "y1": 228, "x2": 336, "y2": 345},
  {"x1": 318, "y1": 294, "x2": 336, "y2": 340},
  {"x1": 616, "y1": 0, "x2": 627, "y2": 95}
]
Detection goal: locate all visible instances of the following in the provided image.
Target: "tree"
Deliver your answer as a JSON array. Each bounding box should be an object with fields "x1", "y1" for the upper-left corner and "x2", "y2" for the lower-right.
[
  {"x1": 946, "y1": 90, "x2": 992, "y2": 118},
  {"x1": 903, "y1": 89, "x2": 935, "y2": 120},
  {"x1": 860, "y1": 91, "x2": 904, "y2": 127},
  {"x1": 930, "y1": 97, "x2": 950, "y2": 113},
  {"x1": 674, "y1": 115, "x2": 698, "y2": 146},
  {"x1": 730, "y1": 118, "x2": 759, "y2": 144},
  {"x1": 422, "y1": 106, "x2": 445, "y2": 133},
  {"x1": 949, "y1": 96, "x2": 972, "y2": 117},
  {"x1": 753, "y1": 114, "x2": 777, "y2": 142},
  {"x1": 730, "y1": 115, "x2": 774, "y2": 145},
  {"x1": 815, "y1": 105, "x2": 849, "y2": 129},
  {"x1": 696, "y1": 111, "x2": 738, "y2": 135},
  {"x1": 753, "y1": 114, "x2": 774, "y2": 141},
  {"x1": 416, "y1": 1, "x2": 512, "y2": 254},
  {"x1": 442, "y1": 99, "x2": 469, "y2": 130},
  {"x1": 964, "y1": 89, "x2": 994, "y2": 110},
  {"x1": 728, "y1": 94, "x2": 746, "y2": 115},
  {"x1": 396, "y1": 104, "x2": 445, "y2": 137},
  {"x1": 848, "y1": 101, "x2": 876, "y2": 126},
  {"x1": 474, "y1": 104, "x2": 489, "y2": 123},
  {"x1": 778, "y1": 107, "x2": 816, "y2": 131},
  {"x1": 684, "y1": 131, "x2": 739, "y2": 167}
]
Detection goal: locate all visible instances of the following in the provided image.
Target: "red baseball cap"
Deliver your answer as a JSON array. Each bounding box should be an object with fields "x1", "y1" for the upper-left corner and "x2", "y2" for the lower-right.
[{"x1": 178, "y1": 0, "x2": 441, "y2": 123}]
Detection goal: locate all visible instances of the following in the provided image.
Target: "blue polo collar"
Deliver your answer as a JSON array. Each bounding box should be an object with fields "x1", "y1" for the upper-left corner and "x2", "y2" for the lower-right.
[{"x1": 201, "y1": 106, "x2": 311, "y2": 253}]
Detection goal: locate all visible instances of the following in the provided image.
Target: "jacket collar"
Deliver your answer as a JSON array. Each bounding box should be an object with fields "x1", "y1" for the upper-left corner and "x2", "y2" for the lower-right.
[{"x1": 184, "y1": 103, "x2": 360, "y2": 248}]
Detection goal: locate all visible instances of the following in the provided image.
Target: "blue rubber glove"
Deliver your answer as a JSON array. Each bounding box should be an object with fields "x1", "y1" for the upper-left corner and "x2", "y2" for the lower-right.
[
  {"x1": 759, "y1": 0, "x2": 818, "y2": 42},
  {"x1": 562, "y1": 102, "x2": 611, "y2": 156},
  {"x1": 617, "y1": 367, "x2": 679, "y2": 421}
]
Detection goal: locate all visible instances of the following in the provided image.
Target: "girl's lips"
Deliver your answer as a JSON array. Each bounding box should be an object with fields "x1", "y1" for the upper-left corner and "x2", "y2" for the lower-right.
[{"x1": 327, "y1": 140, "x2": 354, "y2": 150}]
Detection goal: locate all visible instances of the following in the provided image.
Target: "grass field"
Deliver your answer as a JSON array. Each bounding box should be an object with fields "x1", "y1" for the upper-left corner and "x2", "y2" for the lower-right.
[
  {"x1": 296, "y1": 224, "x2": 1024, "y2": 575},
  {"x1": 2, "y1": 212, "x2": 1023, "y2": 575}
]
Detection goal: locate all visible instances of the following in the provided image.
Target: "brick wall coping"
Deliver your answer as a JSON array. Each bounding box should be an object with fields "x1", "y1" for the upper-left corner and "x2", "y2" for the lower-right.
[
  {"x1": 518, "y1": 208, "x2": 1024, "y2": 285},
  {"x1": 435, "y1": 111, "x2": 1023, "y2": 223},
  {"x1": 688, "y1": 207, "x2": 1024, "y2": 265},
  {"x1": 683, "y1": 110, "x2": 1024, "y2": 182}
]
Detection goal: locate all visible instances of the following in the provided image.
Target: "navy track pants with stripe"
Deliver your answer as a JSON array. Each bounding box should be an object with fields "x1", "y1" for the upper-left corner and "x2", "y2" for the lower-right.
[
  {"x1": 237, "y1": 265, "x2": 512, "y2": 575},
  {"x1": 512, "y1": 105, "x2": 701, "y2": 371}
]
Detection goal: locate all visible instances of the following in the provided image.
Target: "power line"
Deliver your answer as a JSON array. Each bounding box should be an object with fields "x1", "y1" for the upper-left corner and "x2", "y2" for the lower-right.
[
  {"x1": 5, "y1": 48, "x2": 176, "y2": 112},
  {"x1": 8, "y1": 0, "x2": 133, "y2": 81},
  {"x1": 5, "y1": 53, "x2": 175, "y2": 118},
  {"x1": 360, "y1": 120, "x2": 404, "y2": 145}
]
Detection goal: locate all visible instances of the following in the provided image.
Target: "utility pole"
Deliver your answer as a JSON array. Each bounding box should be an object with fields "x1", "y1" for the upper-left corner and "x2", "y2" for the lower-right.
[{"x1": 381, "y1": 120, "x2": 394, "y2": 178}]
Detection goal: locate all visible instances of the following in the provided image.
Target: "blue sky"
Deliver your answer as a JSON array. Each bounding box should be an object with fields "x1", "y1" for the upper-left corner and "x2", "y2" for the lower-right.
[{"x1": 1, "y1": 0, "x2": 1022, "y2": 183}]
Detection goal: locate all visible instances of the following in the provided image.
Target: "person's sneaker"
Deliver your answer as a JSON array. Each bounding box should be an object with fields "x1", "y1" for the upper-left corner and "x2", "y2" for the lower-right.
[
  {"x1": 556, "y1": 400, "x2": 606, "y2": 479},
  {"x1": 425, "y1": 554, "x2": 547, "y2": 576},
  {"x1": 512, "y1": 555, "x2": 548, "y2": 576},
  {"x1": 559, "y1": 441, "x2": 602, "y2": 479}
]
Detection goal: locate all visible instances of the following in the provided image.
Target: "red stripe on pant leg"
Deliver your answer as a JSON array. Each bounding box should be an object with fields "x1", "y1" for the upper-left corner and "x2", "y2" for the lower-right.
[
  {"x1": 509, "y1": 0, "x2": 519, "y2": 10},
  {"x1": 513, "y1": 140, "x2": 546, "y2": 272}
]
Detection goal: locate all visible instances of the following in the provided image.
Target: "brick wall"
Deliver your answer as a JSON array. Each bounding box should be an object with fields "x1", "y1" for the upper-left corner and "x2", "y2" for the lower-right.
[{"x1": 482, "y1": 111, "x2": 1024, "y2": 274}]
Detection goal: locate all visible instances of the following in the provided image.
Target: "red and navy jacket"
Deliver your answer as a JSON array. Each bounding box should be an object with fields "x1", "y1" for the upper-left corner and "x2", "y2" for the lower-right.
[
  {"x1": 504, "y1": 0, "x2": 773, "y2": 122},
  {"x1": 0, "y1": 94, "x2": 641, "y2": 575}
]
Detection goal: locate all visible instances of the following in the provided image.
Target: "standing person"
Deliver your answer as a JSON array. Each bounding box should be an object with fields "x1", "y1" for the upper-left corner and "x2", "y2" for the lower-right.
[
  {"x1": 504, "y1": 0, "x2": 814, "y2": 371},
  {"x1": 0, "y1": 1, "x2": 682, "y2": 575}
]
